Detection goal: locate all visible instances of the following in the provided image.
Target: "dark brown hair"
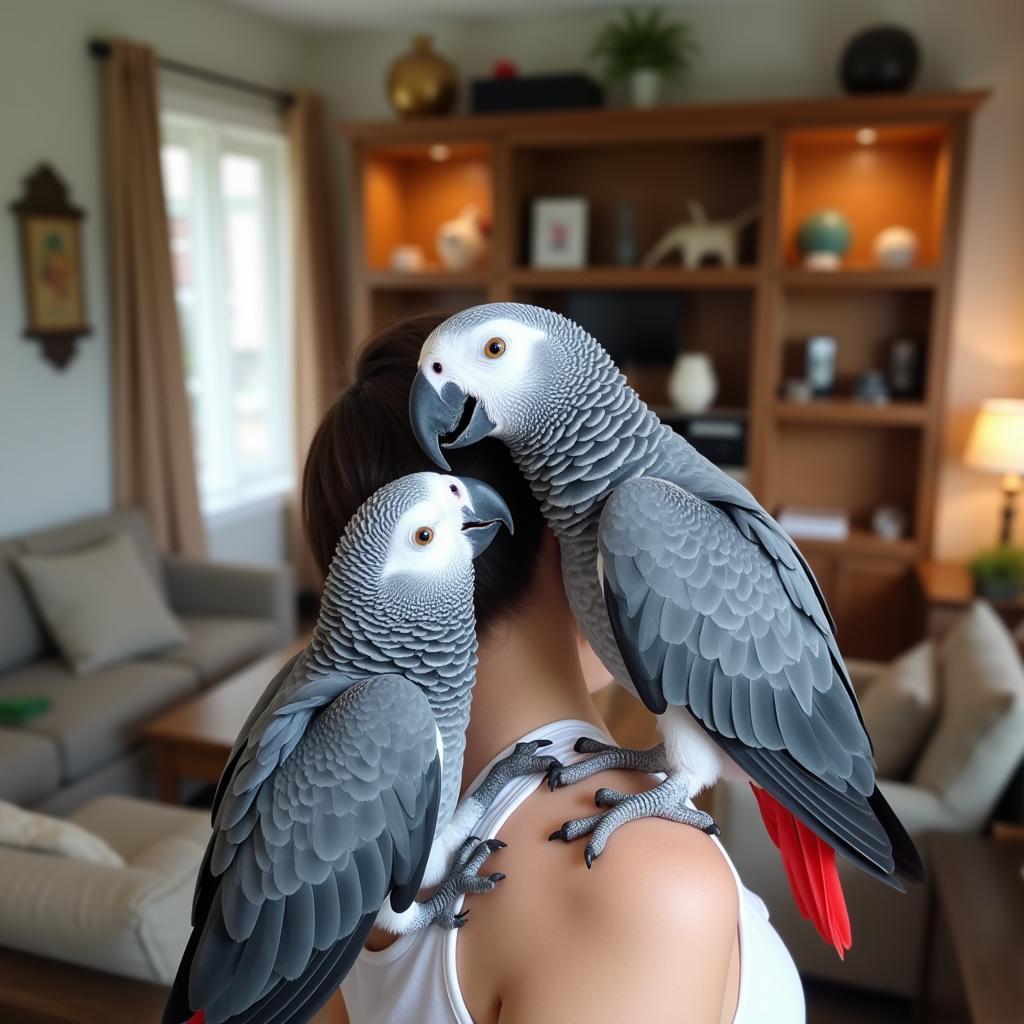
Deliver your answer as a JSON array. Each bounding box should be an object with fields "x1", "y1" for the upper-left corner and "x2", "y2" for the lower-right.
[{"x1": 302, "y1": 313, "x2": 545, "y2": 635}]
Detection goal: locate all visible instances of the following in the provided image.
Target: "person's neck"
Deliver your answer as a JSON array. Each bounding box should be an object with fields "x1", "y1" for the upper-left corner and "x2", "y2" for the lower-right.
[{"x1": 460, "y1": 597, "x2": 604, "y2": 793}]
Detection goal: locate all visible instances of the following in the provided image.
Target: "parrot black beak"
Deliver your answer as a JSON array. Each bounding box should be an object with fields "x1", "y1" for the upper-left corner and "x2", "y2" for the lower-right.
[
  {"x1": 460, "y1": 477, "x2": 514, "y2": 558},
  {"x1": 409, "y1": 372, "x2": 496, "y2": 471}
]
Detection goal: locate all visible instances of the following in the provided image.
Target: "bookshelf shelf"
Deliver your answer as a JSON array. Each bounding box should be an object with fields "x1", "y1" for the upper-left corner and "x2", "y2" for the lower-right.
[
  {"x1": 774, "y1": 400, "x2": 928, "y2": 427},
  {"x1": 795, "y1": 529, "x2": 918, "y2": 559},
  {"x1": 509, "y1": 267, "x2": 759, "y2": 290},
  {"x1": 780, "y1": 268, "x2": 940, "y2": 290},
  {"x1": 366, "y1": 270, "x2": 491, "y2": 291},
  {"x1": 342, "y1": 91, "x2": 986, "y2": 658}
]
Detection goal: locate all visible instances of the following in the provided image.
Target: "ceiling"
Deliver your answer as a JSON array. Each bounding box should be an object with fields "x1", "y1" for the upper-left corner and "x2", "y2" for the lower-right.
[{"x1": 222, "y1": 0, "x2": 732, "y2": 31}]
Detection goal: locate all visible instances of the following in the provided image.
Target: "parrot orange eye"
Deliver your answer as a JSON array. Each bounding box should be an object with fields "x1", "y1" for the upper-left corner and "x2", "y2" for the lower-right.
[
  {"x1": 413, "y1": 527, "x2": 434, "y2": 546},
  {"x1": 484, "y1": 337, "x2": 506, "y2": 359}
]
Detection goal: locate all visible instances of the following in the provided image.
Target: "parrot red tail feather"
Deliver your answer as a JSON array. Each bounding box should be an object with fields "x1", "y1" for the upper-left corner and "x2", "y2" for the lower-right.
[
  {"x1": 187, "y1": 1012, "x2": 205, "y2": 1024},
  {"x1": 751, "y1": 784, "x2": 851, "y2": 958}
]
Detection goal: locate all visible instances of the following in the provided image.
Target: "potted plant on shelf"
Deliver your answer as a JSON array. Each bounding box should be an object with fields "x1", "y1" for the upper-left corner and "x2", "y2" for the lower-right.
[
  {"x1": 589, "y1": 8, "x2": 698, "y2": 108},
  {"x1": 969, "y1": 545, "x2": 1024, "y2": 601}
]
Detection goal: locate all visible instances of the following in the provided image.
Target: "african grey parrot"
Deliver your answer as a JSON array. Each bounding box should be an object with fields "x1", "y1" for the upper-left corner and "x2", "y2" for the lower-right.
[
  {"x1": 408, "y1": 303, "x2": 924, "y2": 956},
  {"x1": 163, "y1": 471, "x2": 561, "y2": 1024}
]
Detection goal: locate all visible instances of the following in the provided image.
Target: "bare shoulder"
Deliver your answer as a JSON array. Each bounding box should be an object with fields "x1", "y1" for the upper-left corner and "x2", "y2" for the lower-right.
[
  {"x1": 531, "y1": 772, "x2": 739, "y2": 941},
  {"x1": 457, "y1": 768, "x2": 738, "y2": 1022}
]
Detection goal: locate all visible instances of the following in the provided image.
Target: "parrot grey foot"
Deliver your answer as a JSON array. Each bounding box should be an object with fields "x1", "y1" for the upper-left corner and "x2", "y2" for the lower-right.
[
  {"x1": 427, "y1": 836, "x2": 507, "y2": 930},
  {"x1": 546, "y1": 739, "x2": 669, "y2": 790},
  {"x1": 472, "y1": 738, "x2": 564, "y2": 807},
  {"x1": 548, "y1": 774, "x2": 719, "y2": 868}
]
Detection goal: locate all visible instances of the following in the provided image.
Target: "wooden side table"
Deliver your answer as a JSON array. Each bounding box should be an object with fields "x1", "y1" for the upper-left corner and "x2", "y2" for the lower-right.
[
  {"x1": 914, "y1": 560, "x2": 1024, "y2": 646},
  {"x1": 917, "y1": 833, "x2": 1024, "y2": 1023}
]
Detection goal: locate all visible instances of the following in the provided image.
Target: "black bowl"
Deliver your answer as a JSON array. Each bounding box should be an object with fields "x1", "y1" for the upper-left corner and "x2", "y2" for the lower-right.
[{"x1": 840, "y1": 25, "x2": 919, "y2": 94}]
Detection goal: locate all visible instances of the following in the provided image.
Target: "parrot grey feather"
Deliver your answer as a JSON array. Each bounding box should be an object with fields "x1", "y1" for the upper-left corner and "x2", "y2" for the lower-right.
[
  {"x1": 163, "y1": 471, "x2": 515, "y2": 1024},
  {"x1": 182, "y1": 676, "x2": 441, "y2": 1024},
  {"x1": 598, "y1": 477, "x2": 874, "y2": 792},
  {"x1": 422, "y1": 303, "x2": 922, "y2": 888}
]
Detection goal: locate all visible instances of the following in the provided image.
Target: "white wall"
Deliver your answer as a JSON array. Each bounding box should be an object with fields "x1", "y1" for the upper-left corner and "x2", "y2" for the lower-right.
[
  {"x1": 305, "y1": 0, "x2": 1024, "y2": 560},
  {"x1": 0, "y1": 0, "x2": 308, "y2": 557},
  {"x1": 2, "y1": 0, "x2": 1021, "y2": 562}
]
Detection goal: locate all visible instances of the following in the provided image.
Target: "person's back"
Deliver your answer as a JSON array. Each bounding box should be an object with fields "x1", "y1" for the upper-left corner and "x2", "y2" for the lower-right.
[{"x1": 302, "y1": 316, "x2": 805, "y2": 1024}]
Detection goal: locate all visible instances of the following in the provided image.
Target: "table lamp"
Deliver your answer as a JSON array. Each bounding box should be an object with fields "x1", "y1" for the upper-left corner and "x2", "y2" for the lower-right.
[{"x1": 964, "y1": 399, "x2": 1024, "y2": 544}]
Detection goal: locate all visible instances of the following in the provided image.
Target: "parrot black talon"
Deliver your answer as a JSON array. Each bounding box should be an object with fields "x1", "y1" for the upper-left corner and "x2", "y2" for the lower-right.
[
  {"x1": 552, "y1": 772, "x2": 719, "y2": 866},
  {"x1": 426, "y1": 836, "x2": 507, "y2": 931},
  {"x1": 469, "y1": 739, "x2": 563, "y2": 808},
  {"x1": 547, "y1": 740, "x2": 670, "y2": 791}
]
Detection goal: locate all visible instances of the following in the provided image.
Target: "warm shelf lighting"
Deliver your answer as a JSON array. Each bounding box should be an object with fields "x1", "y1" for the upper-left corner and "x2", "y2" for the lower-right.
[
  {"x1": 428, "y1": 143, "x2": 451, "y2": 162},
  {"x1": 855, "y1": 127, "x2": 878, "y2": 146}
]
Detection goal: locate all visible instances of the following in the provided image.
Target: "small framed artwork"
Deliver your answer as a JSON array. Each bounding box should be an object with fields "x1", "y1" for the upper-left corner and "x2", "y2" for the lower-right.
[
  {"x1": 530, "y1": 197, "x2": 589, "y2": 269},
  {"x1": 10, "y1": 164, "x2": 91, "y2": 369}
]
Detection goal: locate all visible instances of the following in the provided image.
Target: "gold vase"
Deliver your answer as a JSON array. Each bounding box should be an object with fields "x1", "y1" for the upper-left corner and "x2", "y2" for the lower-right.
[{"x1": 386, "y1": 35, "x2": 457, "y2": 118}]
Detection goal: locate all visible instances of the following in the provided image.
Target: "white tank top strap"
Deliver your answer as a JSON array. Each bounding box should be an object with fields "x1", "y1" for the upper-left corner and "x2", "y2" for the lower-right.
[{"x1": 341, "y1": 719, "x2": 804, "y2": 1024}]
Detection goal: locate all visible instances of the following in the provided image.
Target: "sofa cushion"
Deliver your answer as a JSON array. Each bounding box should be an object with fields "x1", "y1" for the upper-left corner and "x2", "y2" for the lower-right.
[
  {"x1": 0, "y1": 728, "x2": 61, "y2": 806},
  {"x1": 0, "y1": 800, "x2": 124, "y2": 866},
  {"x1": 71, "y1": 795, "x2": 210, "y2": 862},
  {"x1": 18, "y1": 507, "x2": 165, "y2": 594},
  {"x1": 0, "y1": 658, "x2": 198, "y2": 781},
  {"x1": 859, "y1": 640, "x2": 939, "y2": 779},
  {"x1": 913, "y1": 601, "x2": 1024, "y2": 825},
  {"x1": 15, "y1": 533, "x2": 188, "y2": 675},
  {"x1": 0, "y1": 796, "x2": 208, "y2": 984},
  {"x1": 0, "y1": 540, "x2": 47, "y2": 673},
  {"x1": 158, "y1": 614, "x2": 280, "y2": 685}
]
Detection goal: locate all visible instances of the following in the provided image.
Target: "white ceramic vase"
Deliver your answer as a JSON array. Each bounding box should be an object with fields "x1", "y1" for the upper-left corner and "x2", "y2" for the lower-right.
[
  {"x1": 629, "y1": 68, "x2": 662, "y2": 108},
  {"x1": 668, "y1": 353, "x2": 718, "y2": 414}
]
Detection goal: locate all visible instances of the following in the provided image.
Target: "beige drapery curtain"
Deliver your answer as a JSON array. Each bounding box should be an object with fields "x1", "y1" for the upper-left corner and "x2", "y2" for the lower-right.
[
  {"x1": 287, "y1": 90, "x2": 346, "y2": 591},
  {"x1": 102, "y1": 39, "x2": 205, "y2": 557}
]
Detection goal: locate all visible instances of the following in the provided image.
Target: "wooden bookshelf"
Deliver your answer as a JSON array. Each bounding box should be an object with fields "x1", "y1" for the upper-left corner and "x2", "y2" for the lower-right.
[{"x1": 340, "y1": 91, "x2": 987, "y2": 659}]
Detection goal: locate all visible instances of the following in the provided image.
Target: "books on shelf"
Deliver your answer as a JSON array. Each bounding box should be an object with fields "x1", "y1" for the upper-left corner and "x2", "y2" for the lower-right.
[{"x1": 777, "y1": 506, "x2": 850, "y2": 542}]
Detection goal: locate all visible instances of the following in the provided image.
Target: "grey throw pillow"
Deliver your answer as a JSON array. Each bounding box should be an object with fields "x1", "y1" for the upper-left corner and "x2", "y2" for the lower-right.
[
  {"x1": 16, "y1": 532, "x2": 187, "y2": 675},
  {"x1": 859, "y1": 640, "x2": 938, "y2": 779}
]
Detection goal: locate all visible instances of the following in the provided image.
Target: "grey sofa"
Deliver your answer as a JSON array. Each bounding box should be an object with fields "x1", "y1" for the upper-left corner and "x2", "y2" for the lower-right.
[{"x1": 0, "y1": 508, "x2": 295, "y2": 814}]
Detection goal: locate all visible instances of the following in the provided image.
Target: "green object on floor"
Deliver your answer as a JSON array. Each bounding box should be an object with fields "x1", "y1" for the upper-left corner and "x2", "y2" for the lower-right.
[{"x1": 0, "y1": 696, "x2": 52, "y2": 726}]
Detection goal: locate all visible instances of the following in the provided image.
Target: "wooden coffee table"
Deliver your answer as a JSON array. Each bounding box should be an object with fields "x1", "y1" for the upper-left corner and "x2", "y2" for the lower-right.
[{"x1": 144, "y1": 640, "x2": 305, "y2": 803}]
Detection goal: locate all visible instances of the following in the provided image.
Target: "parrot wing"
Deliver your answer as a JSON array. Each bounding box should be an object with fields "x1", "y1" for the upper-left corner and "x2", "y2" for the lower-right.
[
  {"x1": 164, "y1": 672, "x2": 441, "y2": 1024},
  {"x1": 598, "y1": 475, "x2": 922, "y2": 887}
]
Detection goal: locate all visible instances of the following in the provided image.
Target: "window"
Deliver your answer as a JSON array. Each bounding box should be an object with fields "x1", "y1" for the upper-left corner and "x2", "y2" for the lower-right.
[{"x1": 160, "y1": 101, "x2": 292, "y2": 515}]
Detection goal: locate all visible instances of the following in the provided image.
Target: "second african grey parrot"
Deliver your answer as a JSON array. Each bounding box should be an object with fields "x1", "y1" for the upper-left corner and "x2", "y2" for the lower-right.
[
  {"x1": 407, "y1": 303, "x2": 925, "y2": 956},
  {"x1": 163, "y1": 471, "x2": 561, "y2": 1024}
]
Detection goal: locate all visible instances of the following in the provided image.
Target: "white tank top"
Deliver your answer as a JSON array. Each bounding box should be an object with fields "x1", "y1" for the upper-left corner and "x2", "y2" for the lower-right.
[{"x1": 342, "y1": 719, "x2": 805, "y2": 1023}]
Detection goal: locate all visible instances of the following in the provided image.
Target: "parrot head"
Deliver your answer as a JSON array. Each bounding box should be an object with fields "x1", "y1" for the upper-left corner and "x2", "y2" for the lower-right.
[
  {"x1": 409, "y1": 302, "x2": 597, "y2": 469},
  {"x1": 330, "y1": 471, "x2": 513, "y2": 612}
]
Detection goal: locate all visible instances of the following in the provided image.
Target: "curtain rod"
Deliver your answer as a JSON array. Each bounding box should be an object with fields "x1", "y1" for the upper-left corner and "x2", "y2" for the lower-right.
[{"x1": 88, "y1": 39, "x2": 295, "y2": 108}]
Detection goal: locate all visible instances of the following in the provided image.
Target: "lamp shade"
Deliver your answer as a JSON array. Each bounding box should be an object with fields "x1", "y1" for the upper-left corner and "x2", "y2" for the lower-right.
[{"x1": 964, "y1": 399, "x2": 1024, "y2": 475}]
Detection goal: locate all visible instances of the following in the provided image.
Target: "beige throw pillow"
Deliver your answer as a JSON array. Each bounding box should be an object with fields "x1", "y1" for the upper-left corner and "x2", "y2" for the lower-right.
[
  {"x1": 0, "y1": 800, "x2": 124, "y2": 866},
  {"x1": 912, "y1": 601, "x2": 1024, "y2": 826},
  {"x1": 859, "y1": 639, "x2": 938, "y2": 779},
  {"x1": 16, "y1": 532, "x2": 187, "y2": 675}
]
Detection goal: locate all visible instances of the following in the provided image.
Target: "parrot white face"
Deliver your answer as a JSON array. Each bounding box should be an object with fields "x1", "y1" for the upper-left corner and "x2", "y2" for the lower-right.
[
  {"x1": 381, "y1": 474, "x2": 482, "y2": 579},
  {"x1": 417, "y1": 315, "x2": 548, "y2": 438},
  {"x1": 332, "y1": 471, "x2": 512, "y2": 614}
]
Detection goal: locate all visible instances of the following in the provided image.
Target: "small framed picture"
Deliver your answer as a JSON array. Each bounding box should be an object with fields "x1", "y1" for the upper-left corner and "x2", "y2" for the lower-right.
[
  {"x1": 10, "y1": 164, "x2": 91, "y2": 368},
  {"x1": 530, "y1": 197, "x2": 589, "y2": 269}
]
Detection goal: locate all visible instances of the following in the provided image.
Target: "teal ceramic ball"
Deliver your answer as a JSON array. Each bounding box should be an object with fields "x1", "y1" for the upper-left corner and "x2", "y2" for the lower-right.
[{"x1": 797, "y1": 209, "x2": 852, "y2": 255}]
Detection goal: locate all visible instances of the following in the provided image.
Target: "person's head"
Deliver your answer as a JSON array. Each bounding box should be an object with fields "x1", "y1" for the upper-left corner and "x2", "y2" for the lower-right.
[{"x1": 302, "y1": 313, "x2": 546, "y2": 638}]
